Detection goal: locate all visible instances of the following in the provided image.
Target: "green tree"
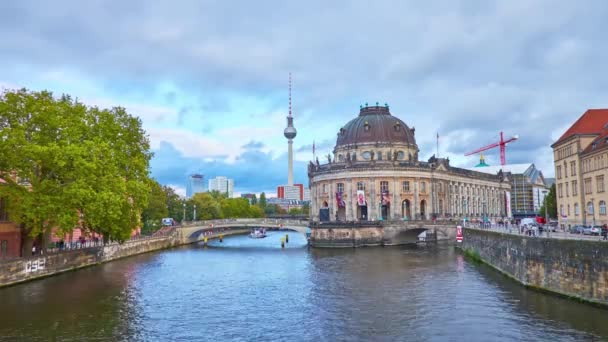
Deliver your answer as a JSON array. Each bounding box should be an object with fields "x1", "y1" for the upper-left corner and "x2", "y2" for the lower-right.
[
  {"x1": 251, "y1": 194, "x2": 258, "y2": 206},
  {"x1": 302, "y1": 202, "x2": 310, "y2": 216},
  {"x1": 539, "y1": 183, "x2": 557, "y2": 219},
  {"x1": 191, "y1": 192, "x2": 222, "y2": 220},
  {"x1": 288, "y1": 207, "x2": 303, "y2": 215},
  {"x1": 141, "y1": 180, "x2": 168, "y2": 235},
  {"x1": 162, "y1": 186, "x2": 184, "y2": 221},
  {"x1": 0, "y1": 89, "x2": 152, "y2": 251},
  {"x1": 258, "y1": 192, "x2": 267, "y2": 209}
]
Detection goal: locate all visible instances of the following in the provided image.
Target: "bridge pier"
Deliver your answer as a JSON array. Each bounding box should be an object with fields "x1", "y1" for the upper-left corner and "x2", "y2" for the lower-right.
[{"x1": 309, "y1": 221, "x2": 456, "y2": 248}]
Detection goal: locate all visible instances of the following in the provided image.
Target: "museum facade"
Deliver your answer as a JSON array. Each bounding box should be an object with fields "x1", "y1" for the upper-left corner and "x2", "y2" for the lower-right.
[{"x1": 308, "y1": 104, "x2": 512, "y2": 223}]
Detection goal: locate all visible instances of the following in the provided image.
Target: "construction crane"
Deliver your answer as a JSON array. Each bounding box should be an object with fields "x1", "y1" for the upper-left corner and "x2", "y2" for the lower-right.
[{"x1": 464, "y1": 131, "x2": 519, "y2": 165}]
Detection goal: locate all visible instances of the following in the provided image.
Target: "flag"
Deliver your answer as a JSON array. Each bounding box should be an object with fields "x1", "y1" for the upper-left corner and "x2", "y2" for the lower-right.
[
  {"x1": 437, "y1": 132, "x2": 439, "y2": 139},
  {"x1": 312, "y1": 140, "x2": 315, "y2": 155}
]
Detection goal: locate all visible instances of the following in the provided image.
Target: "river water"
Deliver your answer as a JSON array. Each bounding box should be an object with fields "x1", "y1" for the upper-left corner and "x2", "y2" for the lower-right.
[{"x1": 0, "y1": 231, "x2": 607, "y2": 341}]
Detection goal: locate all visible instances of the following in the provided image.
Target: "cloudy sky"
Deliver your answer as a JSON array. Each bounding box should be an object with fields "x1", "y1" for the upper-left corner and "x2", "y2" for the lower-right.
[{"x1": 1, "y1": 1, "x2": 607, "y2": 196}]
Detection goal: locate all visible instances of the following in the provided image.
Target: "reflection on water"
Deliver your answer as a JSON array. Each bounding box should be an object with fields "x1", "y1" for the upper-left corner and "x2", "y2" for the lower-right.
[{"x1": 0, "y1": 232, "x2": 605, "y2": 341}]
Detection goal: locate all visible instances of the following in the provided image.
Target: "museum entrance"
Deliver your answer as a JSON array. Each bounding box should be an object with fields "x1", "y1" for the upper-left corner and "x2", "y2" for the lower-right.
[
  {"x1": 381, "y1": 204, "x2": 390, "y2": 220},
  {"x1": 420, "y1": 200, "x2": 427, "y2": 220},
  {"x1": 402, "y1": 200, "x2": 411, "y2": 220},
  {"x1": 337, "y1": 207, "x2": 346, "y2": 221},
  {"x1": 357, "y1": 205, "x2": 368, "y2": 221}
]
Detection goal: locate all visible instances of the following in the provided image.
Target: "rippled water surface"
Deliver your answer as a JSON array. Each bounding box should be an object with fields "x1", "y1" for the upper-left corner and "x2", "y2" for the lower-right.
[{"x1": 0, "y1": 231, "x2": 607, "y2": 341}]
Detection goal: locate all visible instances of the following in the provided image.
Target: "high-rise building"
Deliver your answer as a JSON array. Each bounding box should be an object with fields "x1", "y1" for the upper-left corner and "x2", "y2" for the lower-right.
[
  {"x1": 208, "y1": 176, "x2": 234, "y2": 198},
  {"x1": 186, "y1": 174, "x2": 205, "y2": 198},
  {"x1": 277, "y1": 183, "x2": 306, "y2": 201}
]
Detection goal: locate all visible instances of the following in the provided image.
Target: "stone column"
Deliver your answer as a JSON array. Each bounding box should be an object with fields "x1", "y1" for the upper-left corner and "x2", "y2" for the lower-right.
[
  {"x1": 369, "y1": 178, "x2": 376, "y2": 221},
  {"x1": 391, "y1": 177, "x2": 401, "y2": 220},
  {"x1": 413, "y1": 179, "x2": 419, "y2": 220},
  {"x1": 329, "y1": 182, "x2": 335, "y2": 221},
  {"x1": 344, "y1": 178, "x2": 357, "y2": 221}
]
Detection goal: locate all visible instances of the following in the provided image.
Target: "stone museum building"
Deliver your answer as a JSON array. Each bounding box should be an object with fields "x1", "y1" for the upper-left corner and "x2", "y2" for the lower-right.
[{"x1": 308, "y1": 104, "x2": 512, "y2": 223}]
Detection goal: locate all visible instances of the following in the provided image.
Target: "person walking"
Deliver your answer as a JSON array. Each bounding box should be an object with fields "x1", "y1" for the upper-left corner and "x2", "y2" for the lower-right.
[{"x1": 602, "y1": 224, "x2": 608, "y2": 241}]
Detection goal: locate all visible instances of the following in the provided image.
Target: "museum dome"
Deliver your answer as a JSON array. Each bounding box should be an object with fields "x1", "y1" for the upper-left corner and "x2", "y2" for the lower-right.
[{"x1": 335, "y1": 104, "x2": 417, "y2": 149}]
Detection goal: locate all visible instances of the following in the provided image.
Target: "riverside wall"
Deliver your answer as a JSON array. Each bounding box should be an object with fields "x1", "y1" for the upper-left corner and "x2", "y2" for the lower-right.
[
  {"x1": 460, "y1": 228, "x2": 608, "y2": 306},
  {"x1": 0, "y1": 228, "x2": 248, "y2": 288},
  {"x1": 309, "y1": 222, "x2": 457, "y2": 248}
]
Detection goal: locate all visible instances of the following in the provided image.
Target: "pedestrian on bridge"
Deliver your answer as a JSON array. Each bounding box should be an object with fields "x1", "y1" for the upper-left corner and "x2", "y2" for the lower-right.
[{"x1": 602, "y1": 224, "x2": 608, "y2": 241}]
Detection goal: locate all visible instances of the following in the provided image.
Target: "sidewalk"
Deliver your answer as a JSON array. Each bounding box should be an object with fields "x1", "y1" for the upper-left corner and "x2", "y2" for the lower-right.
[{"x1": 469, "y1": 225, "x2": 608, "y2": 242}]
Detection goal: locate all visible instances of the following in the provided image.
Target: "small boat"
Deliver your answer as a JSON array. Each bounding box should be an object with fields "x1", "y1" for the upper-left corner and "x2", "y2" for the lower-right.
[{"x1": 249, "y1": 228, "x2": 267, "y2": 239}]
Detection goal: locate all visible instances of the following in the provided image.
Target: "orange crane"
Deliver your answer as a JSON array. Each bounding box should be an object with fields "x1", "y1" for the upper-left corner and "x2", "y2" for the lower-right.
[{"x1": 464, "y1": 131, "x2": 519, "y2": 165}]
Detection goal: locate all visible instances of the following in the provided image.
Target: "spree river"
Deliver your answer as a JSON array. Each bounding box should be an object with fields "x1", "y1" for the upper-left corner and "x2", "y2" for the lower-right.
[{"x1": 0, "y1": 232, "x2": 607, "y2": 341}]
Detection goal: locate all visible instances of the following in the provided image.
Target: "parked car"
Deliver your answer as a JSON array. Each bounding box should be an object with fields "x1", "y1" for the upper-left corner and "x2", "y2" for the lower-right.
[
  {"x1": 546, "y1": 222, "x2": 558, "y2": 232},
  {"x1": 569, "y1": 225, "x2": 586, "y2": 234},
  {"x1": 590, "y1": 225, "x2": 603, "y2": 236}
]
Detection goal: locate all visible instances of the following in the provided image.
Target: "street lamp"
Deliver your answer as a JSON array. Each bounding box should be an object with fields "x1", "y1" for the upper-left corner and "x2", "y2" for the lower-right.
[
  {"x1": 183, "y1": 203, "x2": 186, "y2": 222},
  {"x1": 542, "y1": 190, "x2": 549, "y2": 238},
  {"x1": 591, "y1": 198, "x2": 596, "y2": 227},
  {"x1": 482, "y1": 200, "x2": 487, "y2": 228},
  {"x1": 463, "y1": 199, "x2": 468, "y2": 227},
  {"x1": 193, "y1": 204, "x2": 197, "y2": 222}
]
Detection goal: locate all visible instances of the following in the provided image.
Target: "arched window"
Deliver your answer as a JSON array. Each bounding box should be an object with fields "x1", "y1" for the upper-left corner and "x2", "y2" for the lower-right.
[
  {"x1": 397, "y1": 151, "x2": 405, "y2": 160},
  {"x1": 587, "y1": 201, "x2": 594, "y2": 215},
  {"x1": 600, "y1": 201, "x2": 607, "y2": 215}
]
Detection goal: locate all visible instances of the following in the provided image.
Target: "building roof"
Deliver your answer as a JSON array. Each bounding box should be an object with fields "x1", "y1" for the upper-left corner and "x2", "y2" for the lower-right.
[
  {"x1": 335, "y1": 105, "x2": 417, "y2": 149},
  {"x1": 581, "y1": 126, "x2": 608, "y2": 155},
  {"x1": 552, "y1": 109, "x2": 608, "y2": 147}
]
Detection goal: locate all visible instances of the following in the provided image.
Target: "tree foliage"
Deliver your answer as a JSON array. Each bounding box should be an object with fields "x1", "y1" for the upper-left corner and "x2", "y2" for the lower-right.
[
  {"x1": 0, "y1": 89, "x2": 152, "y2": 245},
  {"x1": 141, "y1": 179, "x2": 168, "y2": 235},
  {"x1": 539, "y1": 183, "x2": 557, "y2": 219},
  {"x1": 187, "y1": 192, "x2": 265, "y2": 220}
]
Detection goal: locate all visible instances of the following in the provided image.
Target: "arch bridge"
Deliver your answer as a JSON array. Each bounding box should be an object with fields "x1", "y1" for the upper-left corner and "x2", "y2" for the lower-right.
[{"x1": 176, "y1": 218, "x2": 310, "y2": 242}]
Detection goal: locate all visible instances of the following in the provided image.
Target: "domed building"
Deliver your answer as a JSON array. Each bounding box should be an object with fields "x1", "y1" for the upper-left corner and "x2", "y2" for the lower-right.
[{"x1": 308, "y1": 104, "x2": 512, "y2": 224}]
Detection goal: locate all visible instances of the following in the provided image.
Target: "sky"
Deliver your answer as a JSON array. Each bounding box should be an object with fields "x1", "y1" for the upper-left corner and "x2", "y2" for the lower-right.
[{"x1": 1, "y1": 1, "x2": 607, "y2": 197}]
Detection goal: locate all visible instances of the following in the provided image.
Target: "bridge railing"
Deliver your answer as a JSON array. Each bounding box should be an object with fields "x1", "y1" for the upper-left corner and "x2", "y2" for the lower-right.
[{"x1": 179, "y1": 218, "x2": 309, "y2": 228}]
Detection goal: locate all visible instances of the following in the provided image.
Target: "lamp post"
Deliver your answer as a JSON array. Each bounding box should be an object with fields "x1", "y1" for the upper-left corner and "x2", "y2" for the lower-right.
[
  {"x1": 193, "y1": 204, "x2": 197, "y2": 222},
  {"x1": 463, "y1": 199, "x2": 468, "y2": 227},
  {"x1": 542, "y1": 190, "x2": 549, "y2": 238},
  {"x1": 482, "y1": 200, "x2": 487, "y2": 228},
  {"x1": 591, "y1": 198, "x2": 596, "y2": 227},
  {"x1": 183, "y1": 203, "x2": 186, "y2": 223}
]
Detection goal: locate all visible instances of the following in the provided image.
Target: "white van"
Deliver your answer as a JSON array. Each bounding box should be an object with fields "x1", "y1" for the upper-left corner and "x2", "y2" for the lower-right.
[{"x1": 519, "y1": 218, "x2": 536, "y2": 228}]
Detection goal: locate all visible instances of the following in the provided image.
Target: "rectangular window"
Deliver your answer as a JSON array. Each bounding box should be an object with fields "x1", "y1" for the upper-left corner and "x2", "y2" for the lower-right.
[
  {"x1": 377, "y1": 152, "x2": 382, "y2": 161},
  {"x1": 565, "y1": 182, "x2": 569, "y2": 197},
  {"x1": 571, "y1": 161, "x2": 576, "y2": 176},
  {"x1": 584, "y1": 178, "x2": 592, "y2": 195},
  {"x1": 357, "y1": 182, "x2": 365, "y2": 191},
  {"x1": 380, "y1": 181, "x2": 389, "y2": 192},
  {"x1": 420, "y1": 182, "x2": 426, "y2": 193},
  {"x1": 575, "y1": 203, "x2": 580, "y2": 216},
  {"x1": 337, "y1": 183, "x2": 344, "y2": 193},
  {"x1": 0, "y1": 197, "x2": 7, "y2": 222},
  {"x1": 402, "y1": 181, "x2": 410, "y2": 192},
  {"x1": 572, "y1": 181, "x2": 578, "y2": 196},
  {"x1": 558, "y1": 183, "x2": 563, "y2": 198},
  {"x1": 557, "y1": 166, "x2": 562, "y2": 179},
  {"x1": 564, "y1": 163, "x2": 568, "y2": 178},
  {"x1": 597, "y1": 176, "x2": 605, "y2": 193},
  {"x1": 322, "y1": 184, "x2": 327, "y2": 193}
]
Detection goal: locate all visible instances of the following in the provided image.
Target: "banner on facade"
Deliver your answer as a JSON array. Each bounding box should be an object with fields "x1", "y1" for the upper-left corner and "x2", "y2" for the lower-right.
[
  {"x1": 504, "y1": 191, "x2": 512, "y2": 218},
  {"x1": 357, "y1": 190, "x2": 366, "y2": 206},
  {"x1": 336, "y1": 191, "x2": 346, "y2": 208},
  {"x1": 381, "y1": 190, "x2": 390, "y2": 206}
]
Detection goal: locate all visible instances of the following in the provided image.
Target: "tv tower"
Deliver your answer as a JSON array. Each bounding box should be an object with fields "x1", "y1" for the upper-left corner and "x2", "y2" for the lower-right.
[{"x1": 283, "y1": 73, "x2": 297, "y2": 186}]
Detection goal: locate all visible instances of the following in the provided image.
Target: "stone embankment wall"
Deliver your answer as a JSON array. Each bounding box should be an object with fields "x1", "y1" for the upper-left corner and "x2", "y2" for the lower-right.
[
  {"x1": 0, "y1": 236, "x2": 177, "y2": 288},
  {"x1": 0, "y1": 227, "x2": 251, "y2": 288},
  {"x1": 461, "y1": 228, "x2": 608, "y2": 306},
  {"x1": 309, "y1": 223, "x2": 457, "y2": 248}
]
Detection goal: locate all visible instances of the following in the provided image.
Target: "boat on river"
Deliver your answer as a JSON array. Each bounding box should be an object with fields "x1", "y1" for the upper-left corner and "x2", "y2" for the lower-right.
[{"x1": 249, "y1": 228, "x2": 267, "y2": 239}]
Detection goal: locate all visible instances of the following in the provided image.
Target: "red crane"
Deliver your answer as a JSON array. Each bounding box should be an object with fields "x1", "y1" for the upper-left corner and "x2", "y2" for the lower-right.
[{"x1": 464, "y1": 131, "x2": 519, "y2": 165}]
